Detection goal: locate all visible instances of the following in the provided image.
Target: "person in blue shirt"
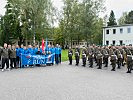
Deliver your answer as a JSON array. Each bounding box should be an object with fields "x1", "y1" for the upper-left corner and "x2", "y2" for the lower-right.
[
  {"x1": 24, "y1": 46, "x2": 28, "y2": 54},
  {"x1": 27, "y1": 45, "x2": 33, "y2": 55},
  {"x1": 40, "y1": 46, "x2": 44, "y2": 55},
  {"x1": 59, "y1": 45, "x2": 62, "y2": 64},
  {"x1": 19, "y1": 44, "x2": 25, "y2": 68},
  {"x1": 51, "y1": 45, "x2": 55, "y2": 65},
  {"x1": 16, "y1": 45, "x2": 20, "y2": 67},
  {"x1": 33, "y1": 45, "x2": 39, "y2": 55},
  {"x1": 55, "y1": 44, "x2": 60, "y2": 65}
]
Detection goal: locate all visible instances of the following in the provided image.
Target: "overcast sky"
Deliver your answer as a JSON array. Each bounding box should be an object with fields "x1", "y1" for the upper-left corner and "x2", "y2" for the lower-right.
[{"x1": 0, "y1": 0, "x2": 133, "y2": 20}]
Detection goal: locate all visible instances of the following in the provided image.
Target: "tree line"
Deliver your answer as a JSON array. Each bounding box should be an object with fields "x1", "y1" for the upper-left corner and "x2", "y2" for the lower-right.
[{"x1": 0, "y1": 0, "x2": 133, "y2": 48}]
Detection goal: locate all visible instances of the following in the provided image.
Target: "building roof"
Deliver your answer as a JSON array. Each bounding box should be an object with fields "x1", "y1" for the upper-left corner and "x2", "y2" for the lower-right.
[{"x1": 103, "y1": 24, "x2": 133, "y2": 28}]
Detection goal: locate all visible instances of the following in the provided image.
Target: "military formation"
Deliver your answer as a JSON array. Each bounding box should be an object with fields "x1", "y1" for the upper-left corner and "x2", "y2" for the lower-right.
[
  {"x1": 68, "y1": 45, "x2": 133, "y2": 73},
  {"x1": 0, "y1": 43, "x2": 62, "y2": 72}
]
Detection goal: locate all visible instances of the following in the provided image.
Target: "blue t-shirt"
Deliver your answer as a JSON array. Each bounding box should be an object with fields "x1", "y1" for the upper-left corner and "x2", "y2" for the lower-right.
[
  {"x1": 33, "y1": 48, "x2": 38, "y2": 54},
  {"x1": 27, "y1": 48, "x2": 33, "y2": 55},
  {"x1": 59, "y1": 48, "x2": 62, "y2": 54},
  {"x1": 16, "y1": 48, "x2": 20, "y2": 57},
  {"x1": 19, "y1": 48, "x2": 25, "y2": 57},
  {"x1": 55, "y1": 47, "x2": 60, "y2": 54}
]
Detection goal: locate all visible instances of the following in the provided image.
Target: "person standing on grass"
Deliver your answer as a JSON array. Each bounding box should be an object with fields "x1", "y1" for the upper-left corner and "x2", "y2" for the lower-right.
[
  {"x1": 68, "y1": 47, "x2": 73, "y2": 65},
  {"x1": 0, "y1": 43, "x2": 10, "y2": 72}
]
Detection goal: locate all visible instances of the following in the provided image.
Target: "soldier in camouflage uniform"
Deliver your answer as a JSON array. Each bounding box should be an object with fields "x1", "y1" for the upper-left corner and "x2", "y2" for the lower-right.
[
  {"x1": 88, "y1": 46, "x2": 94, "y2": 68},
  {"x1": 102, "y1": 46, "x2": 109, "y2": 67},
  {"x1": 116, "y1": 47, "x2": 123, "y2": 69},
  {"x1": 82, "y1": 47, "x2": 87, "y2": 67},
  {"x1": 120, "y1": 46, "x2": 126, "y2": 66},
  {"x1": 110, "y1": 47, "x2": 117, "y2": 71},
  {"x1": 97, "y1": 47, "x2": 103, "y2": 69},
  {"x1": 125, "y1": 47, "x2": 132, "y2": 73},
  {"x1": 75, "y1": 46, "x2": 80, "y2": 66}
]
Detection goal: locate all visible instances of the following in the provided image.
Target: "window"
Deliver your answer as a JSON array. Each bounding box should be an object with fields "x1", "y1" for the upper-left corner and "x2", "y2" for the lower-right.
[
  {"x1": 120, "y1": 28, "x2": 123, "y2": 33},
  {"x1": 120, "y1": 40, "x2": 123, "y2": 45},
  {"x1": 112, "y1": 40, "x2": 115, "y2": 45},
  {"x1": 106, "y1": 30, "x2": 109, "y2": 34},
  {"x1": 127, "y1": 28, "x2": 131, "y2": 33},
  {"x1": 113, "y1": 29, "x2": 116, "y2": 34},
  {"x1": 106, "y1": 41, "x2": 109, "y2": 45}
]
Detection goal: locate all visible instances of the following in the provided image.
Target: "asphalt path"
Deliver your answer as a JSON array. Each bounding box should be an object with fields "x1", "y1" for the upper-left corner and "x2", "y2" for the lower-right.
[{"x1": 0, "y1": 61, "x2": 133, "y2": 100}]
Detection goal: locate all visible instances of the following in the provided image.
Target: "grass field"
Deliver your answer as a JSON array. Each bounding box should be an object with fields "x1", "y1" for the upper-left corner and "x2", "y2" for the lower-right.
[
  {"x1": 61, "y1": 49, "x2": 76, "y2": 62},
  {"x1": 61, "y1": 50, "x2": 69, "y2": 62}
]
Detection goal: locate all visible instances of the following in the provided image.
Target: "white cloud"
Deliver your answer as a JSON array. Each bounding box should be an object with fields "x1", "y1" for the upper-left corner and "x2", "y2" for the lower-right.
[
  {"x1": 104, "y1": 0, "x2": 133, "y2": 19},
  {"x1": 0, "y1": 0, "x2": 7, "y2": 15}
]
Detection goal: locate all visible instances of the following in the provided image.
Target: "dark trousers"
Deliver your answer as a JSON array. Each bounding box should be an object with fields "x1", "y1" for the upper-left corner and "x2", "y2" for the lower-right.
[
  {"x1": 89, "y1": 58, "x2": 93, "y2": 67},
  {"x1": 97, "y1": 58, "x2": 102, "y2": 69},
  {"x1": 82, "y1": 58, "x2": 86, "y2": 66},
  {"x1": 103, "y1": 57, "x2": 105, "y2": 64},
  {"x1": 59, "y1": 54, "x2": 61, "y2": 63},
  {"x1": 127, "y1": 61, "x2": 132, "y2": 73},
  {"x1": 117, "y1": 58, "x2": 122, "y2": 68},
  {"x1": 2, "y1": 58, "x2": 9, "y2": 69},
  {"x1": 75, "y1": 56, "x2": 79, "y2": 65},
  {"x1": 16, "y1": 56, "x2": 19, "y2": 67},
  {"x1": 55, "y1": 54, "x2": 59, "y2": 64},
  {"x1": 104, "y1": 57, "x2": 108, "y2": 67},
  {"x1": 111, "y1": 60, "x2": 116, "y2": 70},
  {"x1": 94, "y1": 55, "x2": 97, "y2": 63},
  {"x1": 10, "y1": 58, "x2": 16, "y2": 69},
  {"x1": 69, "y1": 56, "x2": 72, "y2": 65}
]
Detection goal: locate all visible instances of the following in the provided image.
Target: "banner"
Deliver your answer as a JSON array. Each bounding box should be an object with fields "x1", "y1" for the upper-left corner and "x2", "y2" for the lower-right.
[{"x1": 21, "y1": 54, "x2": 55, "y2": 66}]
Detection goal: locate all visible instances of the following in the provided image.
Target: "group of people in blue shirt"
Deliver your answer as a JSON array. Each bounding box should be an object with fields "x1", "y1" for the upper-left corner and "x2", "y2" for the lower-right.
[
  {"x1": 7, "y1": 44, "x2": 62, "y2": 69},
  {"x1": 0, "y1": 44, "x2": 62, "y2": 70}
]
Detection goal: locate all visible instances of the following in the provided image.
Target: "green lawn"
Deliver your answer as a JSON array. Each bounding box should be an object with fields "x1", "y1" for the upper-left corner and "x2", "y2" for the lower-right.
[
  {"x1": 61, "y1": 49, "x2": 75, "y2": 62},
  {"x1": 62, "y1": 50, "x2": 69, "y2": 62}
]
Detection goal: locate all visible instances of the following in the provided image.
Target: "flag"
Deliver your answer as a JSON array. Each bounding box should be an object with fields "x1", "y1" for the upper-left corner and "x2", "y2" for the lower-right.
[
  {"x1": 42, "y1": 38, "x2": 45, "y2": 52},
  {"x1": 45, "y1": 38, "x2": 48, "y2": 50}
]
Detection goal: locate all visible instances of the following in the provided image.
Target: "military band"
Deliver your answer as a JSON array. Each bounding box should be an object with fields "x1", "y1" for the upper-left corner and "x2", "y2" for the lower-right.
[{"x1": 68, "y1": 45, "x2": 133, "y2": 73}]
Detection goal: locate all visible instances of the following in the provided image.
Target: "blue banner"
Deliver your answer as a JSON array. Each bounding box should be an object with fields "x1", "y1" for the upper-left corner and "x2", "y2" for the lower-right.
[{"x1": 21, "y1": 54, "x2": 55, "y2": 66}]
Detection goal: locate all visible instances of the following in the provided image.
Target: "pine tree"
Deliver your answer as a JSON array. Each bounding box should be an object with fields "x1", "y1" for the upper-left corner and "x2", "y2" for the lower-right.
[{"x1": 107, "y1": 10, "x2": 117, "y2": 26}]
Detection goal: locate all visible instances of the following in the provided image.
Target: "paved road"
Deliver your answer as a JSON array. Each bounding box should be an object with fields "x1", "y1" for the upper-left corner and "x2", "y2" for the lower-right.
[{"x1": 0, "y1": 61, "x2": 133, "y2": 100}]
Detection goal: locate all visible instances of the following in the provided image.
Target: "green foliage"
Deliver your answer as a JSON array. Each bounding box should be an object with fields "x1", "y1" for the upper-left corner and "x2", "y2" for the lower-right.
[
  {"x1": 118, "y1": 12, "x2": 127, "y2": 25},
  {"x1": 125, "y1": 11, "x2": 133, "y2": 24},
  {"x1": 107, "y1": 10, "x2": 117, "y2": 26},
  {"x1": 0, "y1": 0, "x2": 54, "y2": 45},
  {"x1": 60, "y1": 0, "x2": 105, "y2": 46},
  {"x1": 0, "y1": 0, "x2": 105, "y2": 46}
]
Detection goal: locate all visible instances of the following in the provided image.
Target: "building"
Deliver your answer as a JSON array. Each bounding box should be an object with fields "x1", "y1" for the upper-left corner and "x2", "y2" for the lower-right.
[
  {"x1": 11, "y1": 39, "x2": 54, "y2": 46},
  {"x1": 103, "y1": 24, "x2": 133, "y2": 46},
  {"x1": 68, "y1": 40, "x2": 87, "y2": 48}
]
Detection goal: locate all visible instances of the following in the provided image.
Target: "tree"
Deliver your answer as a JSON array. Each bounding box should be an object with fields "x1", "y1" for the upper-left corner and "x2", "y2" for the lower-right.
[
  {"x1": 125, "y1": 11, "x2": 133, "y2": 24},
  {"x1": 118, "y1": 12, "x2": 127, "y2": 25},
  {"x1": 60, "y1": 0, "x2": 105, "y2": 47},
  {"x1": 0, "y1": 0, "x2": 54, "y2": 45},
  {"x1": 107, "y1": 10, "x2": 117, "y2": 26}
]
